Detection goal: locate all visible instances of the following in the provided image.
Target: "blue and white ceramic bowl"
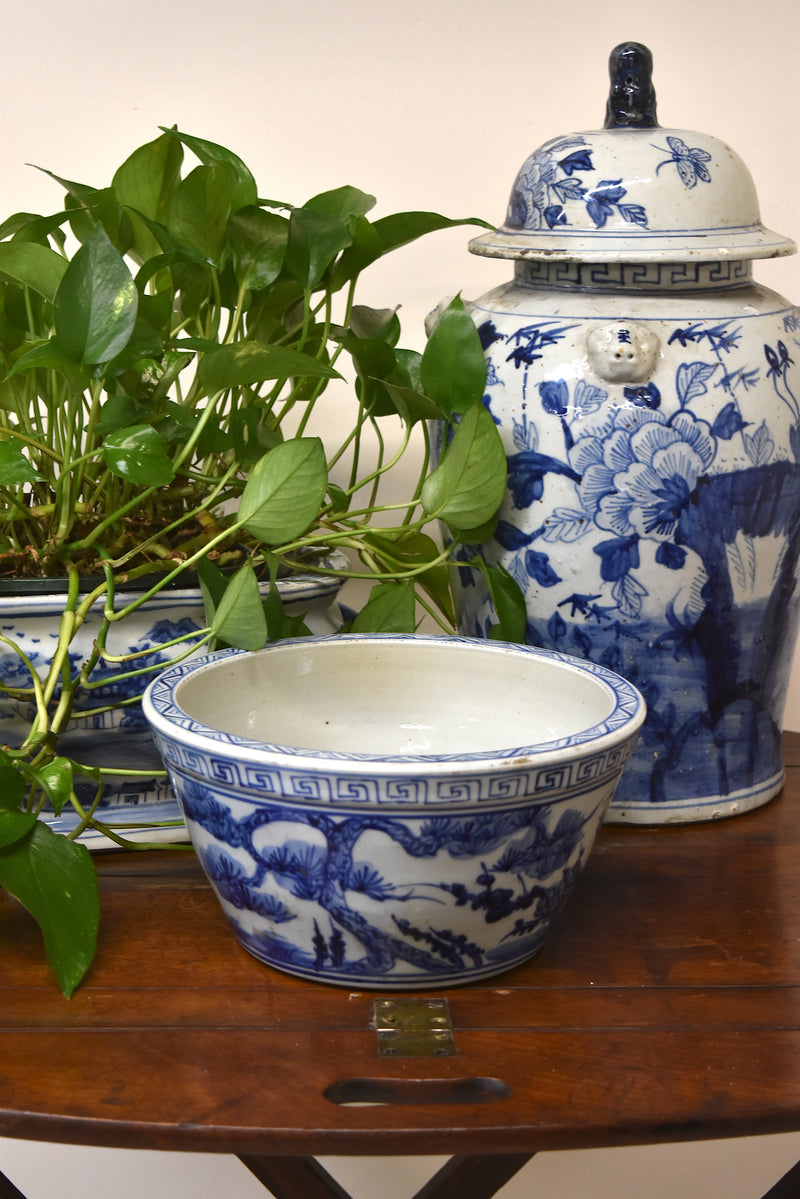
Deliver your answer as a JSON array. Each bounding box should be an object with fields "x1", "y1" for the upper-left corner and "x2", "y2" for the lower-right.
[{"x1": 143, "y1": 634, "x2": 645, "y2": 988}]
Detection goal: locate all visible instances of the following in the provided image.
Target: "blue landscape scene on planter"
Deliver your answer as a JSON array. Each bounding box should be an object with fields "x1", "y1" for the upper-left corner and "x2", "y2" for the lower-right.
[
  {"x1": 0, "y1": 613, "x2": 204, "y2": 812},
  {"x1": 0, "y1": 615, "x2": 203, "y2": 719},
  {"x1": 176, "y1": 777, "x2": 602, "y2": 984}
]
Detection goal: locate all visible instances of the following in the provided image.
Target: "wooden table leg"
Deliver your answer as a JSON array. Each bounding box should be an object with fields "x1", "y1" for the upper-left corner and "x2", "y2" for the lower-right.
[
  {"x1": 759, "y1": 1157, "x2": 800, "y2": 1199},
  {"x1": 240, "y1": 1155, "x2": 354, "y2": 1199},
  {"x1": 0, "y1": 1170, "x2": 28, "y2": 1199},
  {"x1": 410, "y1": 1154, "x2": 534, "y2": 1199},
  {"x1": 239, "y1": 1153, "x2": 534, "y2": 1199}
]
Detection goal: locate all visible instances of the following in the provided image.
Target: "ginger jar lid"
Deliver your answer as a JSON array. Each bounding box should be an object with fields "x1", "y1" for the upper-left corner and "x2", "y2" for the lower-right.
[{"x1": 470, "y1": 42, "x2": 796, "y2": 265}]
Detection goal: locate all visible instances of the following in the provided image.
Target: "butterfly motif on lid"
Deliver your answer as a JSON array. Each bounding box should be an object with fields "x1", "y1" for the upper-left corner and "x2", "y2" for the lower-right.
[{"x1": 653, "y1": 136, "x2": 713, "y2": 188}]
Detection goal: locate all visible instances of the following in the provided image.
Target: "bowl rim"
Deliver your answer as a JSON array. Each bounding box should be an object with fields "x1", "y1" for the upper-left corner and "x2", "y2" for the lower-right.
[{"x1": 142, "y1": 634, "x2": 646, "y2": 773}]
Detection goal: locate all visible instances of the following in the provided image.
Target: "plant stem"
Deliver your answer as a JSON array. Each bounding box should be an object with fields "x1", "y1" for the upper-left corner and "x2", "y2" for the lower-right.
[{"x1": 0, "y1": 634, "x2": 49, "y2": 743}]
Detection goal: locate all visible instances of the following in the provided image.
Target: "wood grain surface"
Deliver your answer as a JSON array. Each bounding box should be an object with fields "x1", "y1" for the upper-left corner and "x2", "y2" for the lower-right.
[{"x1": 2, "y1": 734, "x2": 799, "y2": 1159}]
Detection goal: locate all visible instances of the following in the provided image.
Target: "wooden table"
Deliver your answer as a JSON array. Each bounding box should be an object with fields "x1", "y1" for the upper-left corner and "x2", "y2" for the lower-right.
[{"x1": 3, "y1": 735, "x2": 800, "y2": 1199}]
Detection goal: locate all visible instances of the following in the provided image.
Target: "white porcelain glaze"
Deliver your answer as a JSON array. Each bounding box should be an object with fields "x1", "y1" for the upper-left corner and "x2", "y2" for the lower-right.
[
  {"x1": 469, "y1": 128, "x2": 793, "y2": 264},
  {"x1": 177, "y1": 635, "x2": 621, "y2": 755},
  {"x1": 143, "y1": 634, "x2": 645, "y2": 988}
]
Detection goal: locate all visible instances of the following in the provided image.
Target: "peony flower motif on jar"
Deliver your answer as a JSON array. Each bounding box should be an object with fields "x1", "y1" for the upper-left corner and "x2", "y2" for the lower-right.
[
  {"x1": 506, "y1": 136, "x2": 648, "y2": 232},
  {"x1": 580, "y1": 408, "x2": 717, "y2": 543}
]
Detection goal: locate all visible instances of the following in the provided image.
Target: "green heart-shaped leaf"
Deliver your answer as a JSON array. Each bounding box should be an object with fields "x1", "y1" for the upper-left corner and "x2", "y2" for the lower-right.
[
  {"x1": 103, "y1": 424, "x2": 175, "y2": 486},
  {"x1": 0, "y1": 441, "x2": 43, "y2": 485},
  {"x1": 284, "y1": 208, "x2": 352, "y2": 290},
  {"x1": 53, "y1": 226, "x2": 137, "y2": 365},
  {"x1": 0, "y1": 755, "x2": 26, "y2": 812},
  {"x1": 160, "y1": 128, "x2": 258, "y2": 211},
  {"x1": 167, "y1": 162, "x2": 240, "y2": 264},
  {"x1": 350, "y1": 581, "x2": 416, "y2": 633},
  {"x1": 421, "y1": 403, "x2": 506, "y2": 530},
  {"x1": 197, "y1": 342, "x2": 340, "y2": 394},
  {"x1": 33, "y1": 757, "x2": 77, "y2": 817},
  {"x1": 0, "y1": 808, "x2": 37, "y2": 848},
  {"x1": 238, "y1": 438, "x2": 327, "y2": 543},
  {"x1": 0, "y1": 821, "x2": 99, "y2": 996},
  {"x1": 208, "y1": 564, "x2": 267, "y2": 651},
  {"x1": 485, "y1": 563, "x2": 528, "y2": 643},
  {"x1": 421, "y1": 295, "x2": 486, "y2": 415},
  {"x1": 0, "y1": 242, "x2": 68, "y2": 302}
]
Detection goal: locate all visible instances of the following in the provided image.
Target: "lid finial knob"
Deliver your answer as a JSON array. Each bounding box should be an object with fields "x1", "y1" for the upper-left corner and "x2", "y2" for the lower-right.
[{"x1": 604, "y1": 42, "x2": 659, "y2": 129}]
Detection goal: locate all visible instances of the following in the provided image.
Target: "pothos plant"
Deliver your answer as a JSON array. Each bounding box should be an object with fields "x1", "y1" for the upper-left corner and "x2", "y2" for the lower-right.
[{"x1": 0, "y1": 128, "x2": 525, "y2": 994}]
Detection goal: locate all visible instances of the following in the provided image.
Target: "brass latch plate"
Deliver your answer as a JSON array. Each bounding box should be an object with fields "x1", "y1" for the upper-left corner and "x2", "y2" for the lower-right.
[{"x1": 373, "y1": 997, "x2": 456, "y2": 1057}]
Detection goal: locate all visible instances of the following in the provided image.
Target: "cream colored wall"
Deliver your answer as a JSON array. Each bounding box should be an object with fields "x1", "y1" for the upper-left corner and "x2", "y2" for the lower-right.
[{"x1": 2, "y1": 4, "x2": 800, "y2": 1195}]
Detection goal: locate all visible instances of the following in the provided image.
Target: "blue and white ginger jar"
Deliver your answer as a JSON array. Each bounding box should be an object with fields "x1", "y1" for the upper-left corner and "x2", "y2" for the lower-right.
[{"x1": 453, "y1": 42, "x2": 800, "y2": 823}]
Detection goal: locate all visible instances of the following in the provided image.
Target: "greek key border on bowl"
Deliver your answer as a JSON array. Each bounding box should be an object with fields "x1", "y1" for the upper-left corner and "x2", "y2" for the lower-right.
[{"x1": 154, "y1": 732, "x2": 638, "y2": 808}]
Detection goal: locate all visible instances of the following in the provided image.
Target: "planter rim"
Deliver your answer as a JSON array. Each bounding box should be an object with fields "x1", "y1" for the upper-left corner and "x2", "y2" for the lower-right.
[{"x1": 0, "y1": 551, "x2": 349, "y2": 604}]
